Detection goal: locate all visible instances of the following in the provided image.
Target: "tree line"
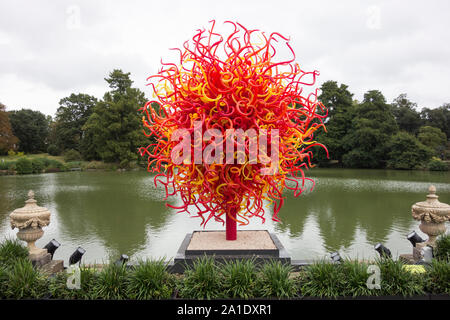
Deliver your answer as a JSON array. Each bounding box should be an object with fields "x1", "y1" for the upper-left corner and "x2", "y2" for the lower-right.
[
  {"x1": 314, "y1": 81, "x2": 449, "y2": 170},
  {"x1": 0, "y1": 71, "x2": 449, "y2": 170}
]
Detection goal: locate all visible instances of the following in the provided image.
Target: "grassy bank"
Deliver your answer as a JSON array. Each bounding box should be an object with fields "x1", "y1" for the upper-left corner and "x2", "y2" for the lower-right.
[
  {"x1": 0, "y1": 237, "x2": 449, "y2": 300},
  {"x1": 0, "y1": 153, "x2": 145, "y2": 175}
]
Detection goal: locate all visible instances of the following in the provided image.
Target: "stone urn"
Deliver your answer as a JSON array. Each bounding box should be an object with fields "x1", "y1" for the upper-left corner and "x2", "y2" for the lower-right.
[
  {"x1": 9, "y1": 190, "x2": 51, "y2": 261},
  {"x1": 411, "y1": 185, "x2": 450, "y2": 248}
]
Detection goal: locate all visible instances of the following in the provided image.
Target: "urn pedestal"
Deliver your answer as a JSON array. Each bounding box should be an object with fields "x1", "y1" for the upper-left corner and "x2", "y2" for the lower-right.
[
  {"x1": 9, "y1": 190, "x2": 63, "y2": 272},
  {"x1": 407, "y1": 185, "x2": 450, "y2": 262}
]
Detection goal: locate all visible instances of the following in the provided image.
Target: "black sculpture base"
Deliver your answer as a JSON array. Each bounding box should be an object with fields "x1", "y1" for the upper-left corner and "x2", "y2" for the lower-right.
[{"x1": 168, "y1": 230, "x2": 291, "y2": 273}]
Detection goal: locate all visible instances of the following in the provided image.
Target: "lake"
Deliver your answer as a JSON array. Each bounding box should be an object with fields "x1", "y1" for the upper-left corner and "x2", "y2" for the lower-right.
[{"x1": 0, "y1": 169, "x2": 449, "y2": 265}]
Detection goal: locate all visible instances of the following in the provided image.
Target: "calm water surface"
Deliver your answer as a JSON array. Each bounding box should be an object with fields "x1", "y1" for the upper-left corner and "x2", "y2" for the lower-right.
[{"x1": 0, "y1": 169, "x2": 449, "y2": 265}]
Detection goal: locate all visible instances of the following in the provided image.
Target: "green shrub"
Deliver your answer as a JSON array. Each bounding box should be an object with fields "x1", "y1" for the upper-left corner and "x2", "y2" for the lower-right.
[
  {"x1": 64, "y1": 149, "x2": 82, "y2": 162},
  {"x1": 15, "y1": 157, "x2": 33, "y2": 174},
  {"x1": 0, "y1": 265, "x2": 7, "y2": 298},
  {"x1": 5, "y1": 258, "x2": 48, "y2": 299},
  {"x1": 435, "y1": 234, "x2": 450, "y2": 261},
  {"x1": 178, "y1": 256, "x2": 223, "y2": 299},
  {"x1": 47, "y1": 144, "x2": 60, "y2": 156},
  {"x1": 66, "y1": 161, "x2": 82, "y2": 169},
  {"x1": 17, "y1": 152, "x2": 24, "y2": 157},
  {"x1": 340, "y1": 260, "x2": 375, "y2": 297},
  {"x1": 7, "y1": 150, "x2": 16, "y2": 156},
  {"x1": 428, "y1": 157, "x2": 448, "y2": 171},
  {"x1": 300, "y1": 260, "x2": 344, "y2": 298},
  {"x1": 119, "y1": 159, "x2": 129, "y2": 169},
  {"x1": 43, "y1": 158, "x2": 66, "y2": 172},
  {"x1": 31, "y1": 158, "x2": 45, "y2": 173},
  {"x1": 92, "y1": 262, "x2": 129, "y2": 299},
  {"x1": 424, "y1": 259, "x2": 450, "y2": 294},
  {"x1": 0, "y1": 238, "x2": 29, "y2": 267},
  {"x1": 48, "y1": 266, "x2": 98, "y2": 299},
  {"x1": 0, "y1": 160, "x2": 12, "y2": 170},
  {"x1": 127, "y1": 259, "x2": 175, "y2": 299},
  {"x1": 258, "y1": 260, "x2": 297, "y2": 298},
  {"x1": 221, "y1": 259, "x2": 258, "y2": 299},
  {"x1": 376, "y1": 258, "x2": 424, "y2": 296}
]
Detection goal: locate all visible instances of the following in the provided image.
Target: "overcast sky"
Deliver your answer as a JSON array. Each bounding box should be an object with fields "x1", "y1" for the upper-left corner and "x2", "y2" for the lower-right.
[{"x1": 1, "y1": 0, "x2": 449, "y2": 116}]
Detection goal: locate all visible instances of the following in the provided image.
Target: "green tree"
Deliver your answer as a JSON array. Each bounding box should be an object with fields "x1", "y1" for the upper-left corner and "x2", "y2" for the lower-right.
[
  {"x1": 390, "y1": 94, "x2": 423, "y2": 135},
  {"x1": 387, "y1": 132, "x2": 433, "y2": 169},
  {"x1": 55, "y1": 93, "x2": 97, "y2": 153},
  {"x1": 8, "y1": 109, "x2": 49, "y2": 153},
  {"x1": 0, "y1": 103, "x2": 19, "y2": 154},
  {"x1": 421, "y1": 104, "x2": 450, "y2": 138},
  {"x1": 417, "y1": 126, "x2": 447, "y2": 156},
  {"x1": 316, "y1": 81, "x2": 355, "y2": 165},
  {"x1": 82, "y1": 69, "x2": 148, "y2": 163},
  {"x1": 342, "y1": 90, "x2": 398, "y2": 168}
]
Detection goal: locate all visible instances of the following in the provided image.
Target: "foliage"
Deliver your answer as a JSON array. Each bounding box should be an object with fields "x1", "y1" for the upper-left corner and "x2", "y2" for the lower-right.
[
  {"x1": 417, "y1": 126, "x2": 447, "y2": 156},
  {"x1": 82, "y1": 70, "x2": 148, "y2": 163},
  {"x1": 342, "y1": 91, "x2": 398, "y2": 168},
  {"x1": 220, "y1": 259, "x2": 259, "y2": 299},
  {"x1": 47, "y1": 144, "x2": 60, "y2": 156},
  {"x1": 31, "y1": 158, "x2": 45, "y2": 173},
  {"x1": 55, "y1": 93, "x2": 97, "y2": 153},
  {"x1": 257, "y1": 260, "x2": 297, "y2": 298},
  {"x1": 0, "y1": 238, "x2": 29, "y2": 268},
  {"x1": 7, "y1": 150, "x2": 16, "y2": 156},
  {"x1": 64, "y1": 148, "x2": 82, "y2": 162},
  {"x1": 0, "y1": 103, "x2": 19, "y2": 155},
  {"x1": 376, "y1": 258, "x2": 424, "y2": 296},
  {"x1": 435, "y1": 234, "x2": 450, "y2": 261},
  {"x1": 300, "y1": 260, "x2": 344, "y2": 298},
  {"x1": 8, "y1": 109, "x2": 49, "y2": 153},
  {"x1": 127, "y1": 259, "x2": 175, "y2": 299},
  {"x1": 48, "y1": 266, "x2": 98, "y2": 299},
  {"x1": 387, "y1": 132, "x2": 433, "y2": 169},
  {"x1": 391, "y1": 94, "x2": 423, "y2": 135},
  {"x1": 178, "y1": 256, "x2": 223, "y2": 299},
  {"x1": 424, "y1": 259, "x2": 450, "y2": 294},
  {"x1": 428, "y1": 157, "x2": 448, "y2": 171},
  {"x1": 4, "y1": 258, "x2": 48, "y2": 299},
  {"x1": 92, "y1": 262, "x2": 129, "y2": 299},
  {"x1": 421, "y1": 104, "x2": 450, "y2": 138},
  {"x1": 15, "y1": 157, "x2": 33, "y2": 174},
  {"x1": 0, "y1": 160, "x2": 15, "y2": 171},
  {"x1": 316, "y1": 81, "x2": 355, "y2": 164}
]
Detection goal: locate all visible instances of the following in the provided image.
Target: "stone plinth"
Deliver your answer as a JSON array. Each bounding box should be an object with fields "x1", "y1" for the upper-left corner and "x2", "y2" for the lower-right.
[
  {"x1": 40, "y1": 260, "x2": 64, "y2": 274},
  {"x1": 170, "y1": 230, "x2": 291, "y2": 273}
]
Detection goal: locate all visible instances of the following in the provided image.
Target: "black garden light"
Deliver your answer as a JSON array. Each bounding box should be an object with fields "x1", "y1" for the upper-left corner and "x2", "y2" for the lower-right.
[
  {"x1": 374, "y1": 243, "x2": 391, "y2": 258},
  {"x1": 330, "y1": 251, "x2": 342, "y2": 264},
  {"x1": 69, "y1": 247, "x2": 86, "y2": 266},
  {"x1": 407, "y1": 231, "x2": 425, "y2": 247},
  {"x1": 44, "y1": 239, "x2": 61, "y2": 258},
  {"x1": 115, "y1": 254, "x2": 129, "y2": 266}
]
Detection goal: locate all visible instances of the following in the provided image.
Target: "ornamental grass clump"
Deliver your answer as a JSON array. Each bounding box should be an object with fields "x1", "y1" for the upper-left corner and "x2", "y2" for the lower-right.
[
  {"x1": 178, "y1": 256, "x2": 223, "y2": 299},
  {"x1": 4, "y1": 258, "x2": 48, "y2": 299},
  {"x1": 0, "y1": 238, "x2": 29, "y2": 268},
  {"x1": 435, "y1": 234, "x2": 450, "y2": 261},
  {"x1": 339, "y1": 260, "x2": 376, "y2": 297},
  {"x1": 300, "y1": 260, "x2": 344, "y2": 298},
  {"x1": 127, "y1": 259, "x2": 175, "y2": 299},
  {"x1": 48, "y1": 266, "x2": 98, "y2": 299},
  {"x1": 424, "y1": 259, "x2": 450, "y2": 295},
  {"x1": 220, "y1": 259, "x2": 259, "y2": 299},
  {"x1": 0, "y1": 265, "x2": 8, "y2": 298},
  {"x1": 92, "y1": 262, "x2": 129, "y2": 300},
  {"x1": 257, "y1": 260, "x2": 297, "y2": 298},
  {"x1": 376, "y1": 258, "x2": 424, "y2": 297}
]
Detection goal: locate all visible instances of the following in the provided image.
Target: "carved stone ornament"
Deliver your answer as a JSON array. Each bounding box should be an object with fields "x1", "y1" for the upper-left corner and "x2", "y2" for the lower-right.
[
  {"x1": 411, "y1": 185, "x2": 450, "y2": 247},
  {"x1": 9, "y1": 190, "x2": 51, "y2": 256}
]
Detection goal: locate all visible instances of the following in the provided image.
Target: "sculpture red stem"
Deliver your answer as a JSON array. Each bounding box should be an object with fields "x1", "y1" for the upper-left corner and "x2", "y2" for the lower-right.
[{"x1": 226, "y1": 207, "x2": 237, "y2": 240}]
